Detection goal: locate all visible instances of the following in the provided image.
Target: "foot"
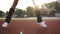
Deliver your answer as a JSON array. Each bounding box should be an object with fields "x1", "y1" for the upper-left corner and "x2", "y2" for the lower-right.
[
  {"x1": 37, "y1": 21, "x2": 47, "y2": 27},
  {"x1": 2, "y1": 22, "x2": 9, "y2": 28}
]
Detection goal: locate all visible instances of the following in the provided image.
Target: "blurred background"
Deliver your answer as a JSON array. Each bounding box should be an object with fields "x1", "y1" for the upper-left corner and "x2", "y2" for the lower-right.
[{"x1": 0, "y1": 0, "x2": 60, "y2": 18}]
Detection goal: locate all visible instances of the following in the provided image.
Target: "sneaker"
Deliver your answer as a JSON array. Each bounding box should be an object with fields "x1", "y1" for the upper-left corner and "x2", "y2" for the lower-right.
[
  {"x1": 2, "y1": 22, "x2": 9, "y2": 28},
  {"x1": 37, "y1": 21, "x2": 47, "y2": 27}
]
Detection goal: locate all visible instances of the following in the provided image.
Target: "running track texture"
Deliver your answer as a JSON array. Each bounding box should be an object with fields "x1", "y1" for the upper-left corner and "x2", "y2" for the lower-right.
[{"x1": 0, "y1": 18, "x2": 60, "y2": 34}]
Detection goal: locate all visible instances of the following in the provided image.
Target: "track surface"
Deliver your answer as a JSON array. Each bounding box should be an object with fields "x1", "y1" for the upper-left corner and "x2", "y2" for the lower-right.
[{"x1": 0, "y1": 18, "x2": 60, "y2": 34}]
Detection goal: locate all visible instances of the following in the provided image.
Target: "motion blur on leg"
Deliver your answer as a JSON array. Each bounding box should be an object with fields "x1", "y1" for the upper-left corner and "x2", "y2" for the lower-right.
[
  {"x1": 32, "y1": 0, "x2": 47, "y2": 28},
  {"x1": 2, "y1": 0, "x2": 19, "y2": 28}
]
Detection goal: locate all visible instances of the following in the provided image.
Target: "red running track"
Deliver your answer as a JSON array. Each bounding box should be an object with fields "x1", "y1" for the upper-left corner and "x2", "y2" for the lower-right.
[{"x1": 0, "y1": 18, "x2": 60, "y2": 34}]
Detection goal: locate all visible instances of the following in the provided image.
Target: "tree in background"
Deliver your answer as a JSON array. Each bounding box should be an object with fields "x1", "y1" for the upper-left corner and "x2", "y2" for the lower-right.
[
  {"x1": 6, "y1": 11, "x2": 9, "y2": 16},
  {"x1": 0, "y1": 11, "x2": 5, "y2": 17},
  {"x1": 41, "y1": 1, "x2": 59, "y2": 17},
  {"x1": 1, "y1": 1, "x2": 60, "y2": 18},
  {"x1": 26, "y1": 6, "x2": 36, "y2": 17},
  {"x1": 54, "y1": 1, "x2": 60, "y2": 13},
  {"x1": 0, "y1": 11, "x2": 3, "y2": 17},
  {"x1": 14, "y1": 8, "x2": 27, "y2": 18},
  {"x1": 39, "y1": 8, "x2": 47, "y2": 17}
]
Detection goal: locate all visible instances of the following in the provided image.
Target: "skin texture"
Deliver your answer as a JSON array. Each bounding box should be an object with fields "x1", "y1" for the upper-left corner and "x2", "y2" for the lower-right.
[{"x1": 11, "y1": 0, "x2": 19, "y2": 9}]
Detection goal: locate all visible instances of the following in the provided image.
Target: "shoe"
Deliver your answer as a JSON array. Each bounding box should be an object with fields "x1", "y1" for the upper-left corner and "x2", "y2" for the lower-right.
[
  {"x1": 2, "y1": 22, "x2": 9, "y2": 28},
  {"x1": 37, "y1": 21, "x2": 47, "y2": 27}
]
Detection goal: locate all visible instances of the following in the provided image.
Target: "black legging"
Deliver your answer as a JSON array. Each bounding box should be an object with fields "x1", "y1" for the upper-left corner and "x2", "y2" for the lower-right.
[
  {"x1": 35, "y1": 9, "x2": 42, "y2": 23},
  {"x1": 5, "y1": 8, "x2": 15, "y2": 23}
]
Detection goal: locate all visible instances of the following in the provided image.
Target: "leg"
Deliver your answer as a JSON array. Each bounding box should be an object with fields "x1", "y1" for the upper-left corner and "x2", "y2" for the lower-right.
[
  {"x1": 35, "y1": 10, "x2": 42, "y2": 23},
  {"x1": 2, "y1": 0, "x2": 19, "y2": 28},
  {"x1": 5, "y1": 8, "x2": 15, "y2": 23},
  {"x1": 32, "y1": 0, "x2": 47, "y2": 27},
  {"x1": 2, "y1": 8, "x2": 15, "y2": 28},
  {"x1": 35, "y1": 10, "x2": 47, "y2": 27}
]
